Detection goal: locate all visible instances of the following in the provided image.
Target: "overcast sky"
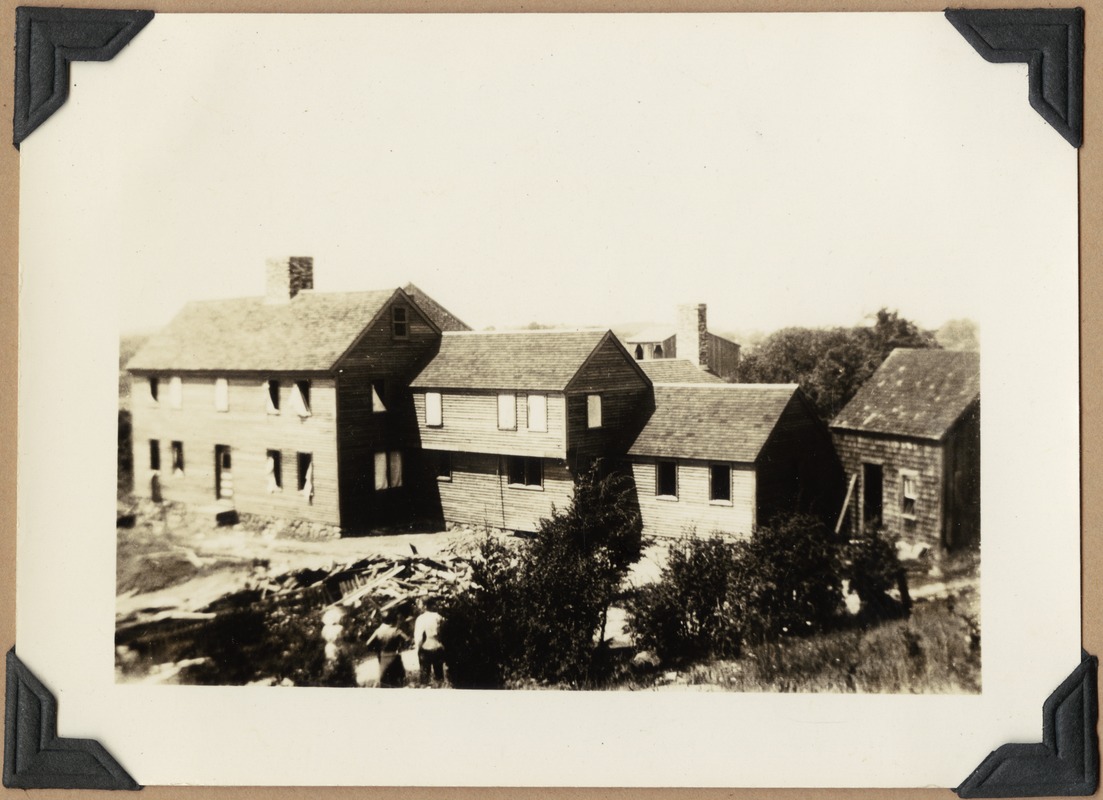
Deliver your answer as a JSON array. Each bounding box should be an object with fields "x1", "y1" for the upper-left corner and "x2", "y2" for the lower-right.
[{"x1": 24, "y1": 13, "x2": 1070, "y2": 336}]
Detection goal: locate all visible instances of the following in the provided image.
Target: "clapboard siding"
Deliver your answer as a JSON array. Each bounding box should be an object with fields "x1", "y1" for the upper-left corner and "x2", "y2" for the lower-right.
[
  {"x1": 130, "y1": 375, "x2": 340, "y2": 524},
  {"x1": 435, "y1": 452, "x2": 574, "y2": 532},
  {"x1": 334, "y1": 296, "x2": 442, "y2": 526},
  {"x1": 565, "y1": 335, "x2": 651, "y2": 462},
  {"x1": 412, "y1": 391, "x2": 567, "y2": 458},
  {"x1": 631, "y1": 459, "x2": 755, "y2": 537},
  {"x1": 833, "y1": 430, "x2": 944, "y2": 548},
  {"x1": 756, "y1": 394, "x2": 844, "y2": 524},
  {"x1": 706, "y1": 333, "x2": 741, "y2": 381}
]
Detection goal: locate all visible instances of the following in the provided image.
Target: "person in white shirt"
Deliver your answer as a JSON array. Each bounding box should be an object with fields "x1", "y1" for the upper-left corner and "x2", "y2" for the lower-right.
[{"x1": 413, "y1": 598, "x2": 445, "y2": 686}]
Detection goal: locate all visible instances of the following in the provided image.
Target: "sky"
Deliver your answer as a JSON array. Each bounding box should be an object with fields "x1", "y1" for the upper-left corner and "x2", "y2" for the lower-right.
[{"x1": 23, "y1": 13, "x2": 1071, "y2": 336}]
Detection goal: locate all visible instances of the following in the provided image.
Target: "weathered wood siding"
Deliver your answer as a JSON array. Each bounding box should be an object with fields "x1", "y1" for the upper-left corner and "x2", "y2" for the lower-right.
[
  {"x1": 631, "y1": 459, "x2": 755, "y2": 537},
  {"x1": 706, "y1": 334, "x2": 741, "y2": 381},
  {"x1": 334, "y1": 295, "x2": 442, "y2": 528},
  {"x1": 756, "y1": 394, "x2": 845, "y2": 525},
  {"x1": 434, "y1": 452, "x2": 575, "y2": 532},
  {"x1": 412, "y1": 391, "x2": 568, "y2": 458},
  {"x1": 942, "y1": 400, "x2": 980, "y2": 549},
  {"x1": 832, "y1": 430, "x2": 944, "y2": 548},
  {"x1": 567, "y1": 337, "x2": 652, "y2": 465},
  {"x1": 130, "y1": 375, "x2": 341, "y2": 524}
]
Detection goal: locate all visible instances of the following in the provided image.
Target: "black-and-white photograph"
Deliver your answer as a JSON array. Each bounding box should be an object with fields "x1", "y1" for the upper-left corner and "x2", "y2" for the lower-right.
[{"x1": 14, "y1": 9, "x2": 1080, "y2": 788}]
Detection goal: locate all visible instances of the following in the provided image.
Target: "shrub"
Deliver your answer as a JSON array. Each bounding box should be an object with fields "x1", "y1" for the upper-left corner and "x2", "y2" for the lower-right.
[
  {"x1": 628, "y1": 535, "x2": 743, "y2": 664},
  {"x1": 440, "y1": 465, "x2": 643, "y2": 688},
  {"x1": 845, "y1": 529, "x2": 904, "y2": 618},
  {"x1": 730, "y1": 513, "x2": 843, "y2": 642}
]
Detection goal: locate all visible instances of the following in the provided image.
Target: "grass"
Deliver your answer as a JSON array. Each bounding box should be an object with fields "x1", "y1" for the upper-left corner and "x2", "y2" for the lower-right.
[{"x1": 668, "y1": 593, "x2": 980, "y2": 693}]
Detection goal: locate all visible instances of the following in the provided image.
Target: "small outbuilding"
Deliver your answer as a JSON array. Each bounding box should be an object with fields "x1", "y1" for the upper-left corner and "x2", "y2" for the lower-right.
[{"x1": 830, "y1": 348, "x2": 980, "y2": 551}]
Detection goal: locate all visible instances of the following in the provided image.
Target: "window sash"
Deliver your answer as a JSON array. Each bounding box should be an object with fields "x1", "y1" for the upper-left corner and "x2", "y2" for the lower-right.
[
  {"x1": 292, "y1": 381, "x2": 312, "y2": 417},
  {"x1": 214, "y1": 378, "x2": 229, "y2": 411},
  {"x1": 371, "y1": 382, "x2": 388, "y2": 414},
  {"x1": 656, "y1": 460, "x2": 678, "y2": 497},
  {"x1": 507, "y1": 456, "x2": 542, "y2": 487},
  {"x1": 266, "y1": 380, "x2": 280, "y2": 414},
  {"x1": 149, "y1": 440, "x2": 160, "y2": 472},
  {"x1": 497, "y1": 393, "x2": 517, "y2": 430},
  {"x1": 171, "y1": 441, "x2": 185, "y2": 476},
  {"x1": 298, "y1": 453, "x2": 313, "y2": 500},
  {"x1": 901, "y1": 473, "x2": 918, "y2": 517},
  {"x1": 266, "y1": 450, "x2": 282, "y2": 492},
  {"x1": 149, "y1": 377, "x2": 159, "y2": 404},
  {"x1": 527, "y1": 394, "x2": 547, "y2": 432},
  {"x1": 426, "y1": 392, "x2": 443, "y2": 427},
  {"x1": 392, "y1": 306, "x2": 408, "y2": 338},
  {"x1": 587, "y1": 394, "x2": 602, "y2": 428}
]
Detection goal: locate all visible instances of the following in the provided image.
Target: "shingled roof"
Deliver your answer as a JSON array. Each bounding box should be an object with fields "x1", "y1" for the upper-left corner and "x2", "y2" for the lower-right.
[
  {"x1": 403, "y1": 282, "x2": 471, "y2": 332},
  {"x1": 830, "y1": 349, "x2": 980, "y2": 440},
  {"x1": 628, "y1": 384, "x2": 800, "y2": 463},
  {"x1": 411, "y1": 329, "x2": 619, "y2": 391},
  {"x1": 127, "y1": 289, "x2": 402, "y2": 373},
  {"x1": 638, "y1": 359, "x2": 726, "y2": 384}
]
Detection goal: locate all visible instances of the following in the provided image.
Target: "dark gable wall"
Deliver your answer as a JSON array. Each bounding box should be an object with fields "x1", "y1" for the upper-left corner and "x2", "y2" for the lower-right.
[
  {"x1": 942, "y1": 401, "x2": 980, "y2": 549},
  {"x1": 334, "y1": 296, "x2": 442, "y2": 530}
]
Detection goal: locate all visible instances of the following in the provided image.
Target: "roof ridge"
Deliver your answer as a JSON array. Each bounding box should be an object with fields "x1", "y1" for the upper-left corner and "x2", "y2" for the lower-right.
[
  {"x1": 655, "y1": 382, "x2": 798, "y2": 389},
  {"x1": 441, "y1": 328, "x2": 608, "y2": 336}
]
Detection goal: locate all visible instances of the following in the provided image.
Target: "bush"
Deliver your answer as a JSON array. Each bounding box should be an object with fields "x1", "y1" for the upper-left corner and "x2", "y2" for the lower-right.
[
  {"x1": 440, "y1": 465, "x2": 643, "y2": 688},
  {"x1": 729, "y1": 514, "x2": 843, "y2": 643},
  {"x1": 845, "y1": 529, "x2": 904, "y2": 618},
  {"x1": 628, "y1": 535, "x2": 743, "y2": 664}
]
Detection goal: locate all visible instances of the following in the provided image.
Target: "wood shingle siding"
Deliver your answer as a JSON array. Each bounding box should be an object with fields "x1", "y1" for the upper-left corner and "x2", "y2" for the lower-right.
[
  {"x1": 130, "y1": 375, "x2": 341, "y2": 524},
  {"x1": 413, "y1": 391, "x2": 568, "y2": 458},
  {"x1": 632, "y1": 459, "x2": 756, "y2": 537},
  {"x1": 434, "y1": 452, "x2": 574, "y2": 533}
]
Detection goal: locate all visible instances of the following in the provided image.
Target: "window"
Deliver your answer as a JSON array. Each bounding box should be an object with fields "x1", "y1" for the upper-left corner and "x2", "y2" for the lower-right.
[
  {"x1": 149, "y1": 377, "x2": 159, "y2": 404},
  {"x1": 214, "y1": 378, "x2": 229, "y2": 411},
  {"x1": 586, "y1": 394, "x2": 602, "y2": 429},
  {"x1": 435, "y1": 451, "x2": 452, "y2": 482},
  {"x1": 653, "y1": 344, "x2": 664, "y2": 358},
  {"x1": 371, "y1": 380, "x2": 388, "y2": 414},
  {"x1": 634, "y1": 345, "x2": 643, "y2": 360},
  {"x1": 392, "y1": 306, "x2": 408, "y2": 339},
  {"x1": 292, "y1": 380, "x2": 312, "y2": 417},
  {"x1": 149, "y1": 439, "x2": 161, "y2": 471},
  {"x1": 497, "y1": 393, "x2": 517, "y2": 430},
  {"x1": 171, "y1": 441, "x2": 185, "y2": 477},
  {"x1": 426, "y1": 392, "x2": 443, "y2": 427},
  {"x1": 168, "y1": 376, "x2": 182, "y2": 409},
  {"x1": 507, "y1": 456, "x2": 542, "y2": 488},
  {"x1": 266, "y1": 449, "x2": 282, "y2": 493},
  {"x1": 709, "y1": 464, "x2": 732, "y2": 503},
  {"x1": 374, "y1": 450, "x2": 403, "y2": 490},
  {"x1": 656, "y1": 460, "x2": 678, "y2": 498},
  {"x1": 527, "y1": 394, "x2": 547, "y2": 432},
  {"x1": 266, "y1": 380, "x2": 280, "y2": 414},
  {"x1": 901, "y1": 472, "x2": 919, "y2": 519},
  {"x1": 297, "y1": 452, "x2": 313, "y2": 502}
]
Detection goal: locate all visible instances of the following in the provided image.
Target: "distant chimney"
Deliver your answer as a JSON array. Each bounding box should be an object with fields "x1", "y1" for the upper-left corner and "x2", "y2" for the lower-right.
[
  {"x1": 677, "y1": 303, "x2": 709, "y2": 368},
  {"x1": 266, "y1": 256, "x2": 314, "y2": 303}
]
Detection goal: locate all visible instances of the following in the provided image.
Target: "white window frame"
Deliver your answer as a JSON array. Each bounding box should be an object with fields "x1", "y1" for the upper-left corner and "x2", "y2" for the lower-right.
[
  {"x1": 292, "y1": 380, "x2": 312, "y2": 418},
  {"x1": 497, "y1": 393, "x2": 517, "y2": 430},
  {"x1": 266, "y1": 449, "x2": 282, "y2": 493},
  {"x1": 709, "y1": 463, "x2": 733, "y2": 505},
  {"x1": 526, "y1": 393, "x2": 548, "y2": 432},
  {"x1": 171, "y1": 441, "x2": 185, "y2": 477},
  {"x1": 148, "y1": 377, "x2": 160, "y2": 405},
  {"x1": 900, "y1": 470, "x2": 919, "y2": 520},
  {"x1": 265, "y1": 379, "x2": 280, "y2": 415},
  {"x1": 297, "y1": 451, "x2": 314, "y2": 503},
  {"x1": 506, "y1": 455, "x2": 543, "y2": 489},
  {"x1": 425, "y1": 392, "x2": 443, "y2": 427},
  {"x1": 214, "y1": 378, "x2": 229, "y2": 412},
  {"x1": 586, "y1": 394, "x2": 602, "y2": 429},
  {"x1": 656, "y1": 459, "x2": 678, "y2": 500},
  {"x1": 168, "y1": 376, "x2": 182, "y2": 409},
  {"x1": 374, "y1": 450, "x2": 403, "y2": 490},
  {"x1": 392, "y1": 306, "x2": 408, "y2": 339}
]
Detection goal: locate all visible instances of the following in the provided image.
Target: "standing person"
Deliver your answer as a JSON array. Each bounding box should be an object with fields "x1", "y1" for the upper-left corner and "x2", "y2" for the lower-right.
[
  {"x1": 365, "y1": 608, "x2": 409, "y2": 688},
  {"x1": 413, "y1": 597, "x2": 445, "y2": 686}
]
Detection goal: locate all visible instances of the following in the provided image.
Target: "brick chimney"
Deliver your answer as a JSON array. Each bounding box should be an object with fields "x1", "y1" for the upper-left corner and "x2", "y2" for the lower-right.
[
  {"x1": 677, "y1": 303, "x2": 709, "y2": 368},
  {"x1": 266, "y1": 256, "x2": 314, "y2": 303}
]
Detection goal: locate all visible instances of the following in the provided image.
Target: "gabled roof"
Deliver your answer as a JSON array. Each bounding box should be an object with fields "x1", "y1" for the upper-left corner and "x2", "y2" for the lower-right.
[
  {"x1": 638, "y1": 359, "x2": 726, "y2": 384},
  {"x1": 403, "y1": 282, "x2": 472, "y2": 332},
  {"x1": 628, "y1": 384, "x2": 800, "y2": 463},
  {"x1": 830, "y1": 349, "x2": 980, "y2": 440},
  {"x1": 626, "y1": 326, "x2": 676, "y2": 344},
  {"x1": 127, "y1": 288, "x2": 402, "y2": 373},
  {"x1": 410, "y1": 329, "x2": 618, "y2": 391}
]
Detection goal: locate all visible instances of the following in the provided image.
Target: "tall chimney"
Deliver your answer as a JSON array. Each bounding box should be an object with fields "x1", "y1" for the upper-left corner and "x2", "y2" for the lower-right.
[
  {"x1": 676, "y1": 303, "x2": 709, "y2": 369},
  {"x1": 266, "y1": 256, "x2": 314, "y2": 303}
]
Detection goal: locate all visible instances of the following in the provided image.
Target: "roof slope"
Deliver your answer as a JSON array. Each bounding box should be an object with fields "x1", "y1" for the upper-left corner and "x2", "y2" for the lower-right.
[
  {"x1": 411, "y1": 329, "x2": 613, "y2": 391},
  {"x1": 403, "y1": 282, "x2": 472, "y2": 332},
  {"x1": 830, "y1": 349, "x2": 980, "y2": 440},
  {"x1": 629, "y1": 384, "x2": 799, "y2": 462},
  {"x1": 638, "y1": 359, "x2": 725, "y2": 384},
  {"x1": 126, "y1": 289, "x2": 397, "y2": 372},
  {"x1": 626, "y1": 326, "x2": 676, "y2": 344}
]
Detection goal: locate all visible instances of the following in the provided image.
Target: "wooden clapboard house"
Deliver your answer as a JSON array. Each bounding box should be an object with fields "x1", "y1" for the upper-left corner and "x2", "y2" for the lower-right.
[
  {"x1": 126, "y1": 257, "x2": 469, "y2": 530},
  {"x1": 830, "y1": 349, "x2": 980, "y2": 550},
  {"x1": 409, "y1": 330, "x2": 653, "y2": 533},
  {"x1": 626, "y1": 384, "x2": 844, "y2": 537}
]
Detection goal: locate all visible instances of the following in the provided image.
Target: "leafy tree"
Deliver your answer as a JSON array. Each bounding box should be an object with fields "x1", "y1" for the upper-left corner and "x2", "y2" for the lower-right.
[{"x1": 738, "y1": 308, "x2": 938, "y2": 420}]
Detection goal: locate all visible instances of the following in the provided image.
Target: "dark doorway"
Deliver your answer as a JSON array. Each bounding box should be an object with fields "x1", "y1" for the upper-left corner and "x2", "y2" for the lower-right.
[
  {"x1": 862, "y1": 463, "x2": 883, "y2": 531},
  {"x1": 215, "y1": 445, "x2": 233, "y2": 500}
]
